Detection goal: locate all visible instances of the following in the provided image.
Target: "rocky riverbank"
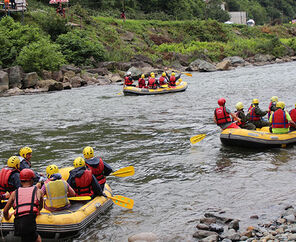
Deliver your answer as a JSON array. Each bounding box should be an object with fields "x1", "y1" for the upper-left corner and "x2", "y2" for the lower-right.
[{"x1": 0, "y1": 54, "x2": 295, "y2": 97}]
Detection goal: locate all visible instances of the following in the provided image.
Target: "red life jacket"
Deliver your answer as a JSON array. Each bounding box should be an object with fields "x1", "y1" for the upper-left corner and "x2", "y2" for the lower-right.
[
  {"x1": 138, "y1": 78, "x2": 146, "y2": 88},
  {"x1": 0, "y1": 168, "x2": 16, "y2": 194},
  {"x1": 215, "y1": 106, "x2": 232, "y2": 125},
  {"x1": 169, "y1": 76, "x2": 176, "y2": 86},
  {"x1": 124, "y1": 76, "x2": 133, "y2": 86},
  {"x1": 158, "y1": 76, "x2": 166, "y2": 85},
  {"x1": 86, "y1": 158, "x2": 106, "y2": 185},
  {"x1": 14, "y1": 186, "x2": 39, "y2": 217},
  {"x1": 148, "y1": 78, "x2": 157, "y2": 88},
  {"x1": 272, "y1": 109, "x2": 289, "y2": 128},
  {"x1": 289, "y1": 109, "x2": 296, "y2": 122},
  {"x1": 74, "y1": 169, "x2": 94, "y2": 196},
  {"x1": 248, "y1": 106, "x2": 261, "y2": 121}
]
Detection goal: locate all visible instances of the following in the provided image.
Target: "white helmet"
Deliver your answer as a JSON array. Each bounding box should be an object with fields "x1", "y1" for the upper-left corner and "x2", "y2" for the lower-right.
[{"x1": 126, "y1": 71, "x2": 131, "y2": 76}]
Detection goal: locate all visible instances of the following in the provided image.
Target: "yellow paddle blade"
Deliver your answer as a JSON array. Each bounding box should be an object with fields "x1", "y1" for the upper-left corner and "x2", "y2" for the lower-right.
[
  {"x1": 190, "y1": 134, "x2": 206, "y2": 144},
  {"x1": 68, "y1": 196, "x2": 91, "y2": 201},
  {"x1": 160, "y1": 84, "x2": 168, "y2": 88},
  {"x1": 59, "y1": 167, "x2": 74, "y2": 181},
  {"x1": 111, "y1": 166, "x2": 135, "y2": 177},
  {"x1": 107, "y1": 195, "x2": 134, "y2": 209}
]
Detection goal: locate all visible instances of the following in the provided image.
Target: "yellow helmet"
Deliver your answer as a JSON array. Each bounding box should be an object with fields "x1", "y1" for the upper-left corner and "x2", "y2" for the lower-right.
[
  {"x1": 151, "y1": 74, "x2": 155, "y2": 78},
  {"x1": 7, "y1": 156, "x2": 20, "y2": 169},
  {"x1": 73, "y1": 157, "x2": 85, "y2": 168},
  {"x1": 171, "y1": 72, "x2": 175, "y2": 76},
  {"x1": 235, "y1": 102, "x2": 244, "y2": 110},
  {"x1": 252, "y1": 99, "x2": 259, "y2": 104},
  {"x1": 83, "y1": 146, "x2": 94, "y2": 159},
  {"x1": 270, "y1": 96, "x2": 278, "y2": 102},
  {"x1": 141, "y1": 74, "x2": 145, "y2": 78},
  {"x1": 162, "y1": 72, "x2": 166, "y2": 77},
  {"x1": 276, "y1": 101, "x2": 285, "y2": 109},
  {"x1": 150, "y1": 72, "x2": 154, "y2": 76},
  {"x1": 46, "y1": 164, "x2": 59, "y2": 178},
  {"x1": 19, "y1": 147, "x2": 32, "y2": 159}
]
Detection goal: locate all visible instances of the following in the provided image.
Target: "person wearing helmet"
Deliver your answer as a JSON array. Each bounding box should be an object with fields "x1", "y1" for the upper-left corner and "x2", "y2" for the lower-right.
[
  {"x1": 289, "y1": 104, "x2": 296, "y2": 131},
  {"x1": 3, "y1": 168, "x2": 43, "y2": 242},
  {"x1": 18, "y1": 146, "x2": 45, "y2": 184},
  {"x1": 268, "y1": 96, "x2": 279, "y2": 119},
  {"x1": 147, "y1": 72, "x2": 158, "y2": 89},
  {"x1": 248, "y1": 99, "x2": 269, "y2": 128},
  {"x1": 214, "y1": 98, "x2": 241, "y2": 130},
  {"x1": 168, "y1": 71, "x2": 181, "y2": 87},
  {"x1": 138, "y1": 74, "x2": 146, "y2": 88},
  {"x1": 124, "y1": 71, "x2": 134, "y2": 86},
  {"x1": 235, "y1": 102, "x2": 256, "y2": 130},
  {"x1": 158, "y1": 72, "x2": 168, "y2": 86},
  {"x1": 82, "y1": 146, "x2": 113, "y2": 190},
  {"x1": 0, "y1": 156, "x2": 21, "y2": 206},
  {"x1": 67, "y1": 157, "x2": 104, "y2": 198},
  {"x1": 269, "y1": 101, "x2": 296, "y2": 134},
  {"x1": 41, "y1": 164, "x2": 75, "y2": 212}
]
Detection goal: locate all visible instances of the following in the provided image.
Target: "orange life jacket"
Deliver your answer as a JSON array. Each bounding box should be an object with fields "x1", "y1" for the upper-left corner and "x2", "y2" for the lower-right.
[
  {"x1": 148, "y1": 78, "x2": 157, "y2": 88},
  {"x1": 0, "y1": 168, "x2": 16, "y2": 194}
]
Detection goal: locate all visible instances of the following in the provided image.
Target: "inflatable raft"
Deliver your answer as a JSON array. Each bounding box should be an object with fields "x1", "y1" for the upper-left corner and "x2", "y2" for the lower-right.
[
  {"x1": 0, "y1": 167, "x2": 113, "y2": 240},
  {"x1": 123, "y1": 80, "x2": 188, "y2": 96},
  {"x1": 220, "y1": 127, "x2": 296, "y2": 148}
]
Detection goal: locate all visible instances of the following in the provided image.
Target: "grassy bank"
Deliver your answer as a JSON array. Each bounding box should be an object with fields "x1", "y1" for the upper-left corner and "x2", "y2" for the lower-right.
[{"x1": 1, "y1": 3, "x2": 296, "y2": 73}]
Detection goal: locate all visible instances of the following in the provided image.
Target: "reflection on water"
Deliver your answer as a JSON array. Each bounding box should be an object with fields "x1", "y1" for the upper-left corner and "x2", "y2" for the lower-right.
[{"x1": 0, "y1": 62, "x2": 296, "y2": 241}]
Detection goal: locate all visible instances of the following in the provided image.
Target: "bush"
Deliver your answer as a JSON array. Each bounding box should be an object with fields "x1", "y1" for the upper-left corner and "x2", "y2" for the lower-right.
[
  {"x1": 56, "y1": 30, "x2": 106, "y2": 66},
  {"x1": 17, "y1": 39, "x2": 66, "y2": 73},
  {"x1": 0, "y1": 16, "x2": 44, "y2": 67}
]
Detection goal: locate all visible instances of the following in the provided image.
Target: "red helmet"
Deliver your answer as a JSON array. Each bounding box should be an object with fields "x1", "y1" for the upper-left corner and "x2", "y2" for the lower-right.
[
  {"x1": 218, "y1": 98, "x2": 226, "y2": 106},
  {"x1": 20, "y1": 169, "x2": 35, "y2": 181}
]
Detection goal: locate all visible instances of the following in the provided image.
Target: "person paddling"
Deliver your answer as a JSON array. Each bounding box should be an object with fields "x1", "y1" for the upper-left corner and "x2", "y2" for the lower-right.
[
  {"x1": 248, "y1": 99, "x2": 269, "y2": 128},
  {"x1": 289, "y1": 103, "x2": 296, "y2": 131},
  {"x1": 82, "y1": 146, "x2": 113, "y2": 190},
  {"x1": 3, "y1": 169, "x2": 43, "y2": 242},
  {"x1": 214, "y1": 98, "x2": 240, "y2": 130},
  {"x1": 235, "y1": 102, "x2": 256, "y2": 130}
]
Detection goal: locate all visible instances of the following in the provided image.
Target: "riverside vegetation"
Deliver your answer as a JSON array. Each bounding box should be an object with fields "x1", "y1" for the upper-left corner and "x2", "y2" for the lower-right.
[{"x1": 1, "y1": 1, "x2": 296, "y2": 95}]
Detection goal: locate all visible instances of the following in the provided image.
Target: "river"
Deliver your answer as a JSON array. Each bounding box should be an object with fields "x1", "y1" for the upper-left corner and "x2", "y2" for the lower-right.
[{"x1": 1, "y1": 62, "x2": 296, "y2": 241}]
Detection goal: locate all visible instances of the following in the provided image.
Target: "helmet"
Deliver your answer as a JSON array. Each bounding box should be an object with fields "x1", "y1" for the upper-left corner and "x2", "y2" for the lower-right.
[
  {"x1": 171, "y1": 72, "x2": 175, "y2": 76},
  {"x1": 46, "y1": 164, "x2": 59, "y2": 178},
  {"x1": 126, "y1": 71, "x2": 131, "y2": 76},
  {"x1": 150, "y1": 72, "x2": 155, "y2": 76},
  {"x1": 235, "y1": 102, "x2": 244, "y2": 110},
  {"x1": 151, "y1": 74, "x2": 155, "y2": 78},
  {"x1": 141, "y1": 74, "x2": 145, "y2": 78},
  {"x1": 252, "y1": 99, "x2": 259, "y2": 104},
  {"x1": 83, "y1": 146, "x2": 94, "y2": 159},
  {"x1": 218, "y1": 98, "x2": 226, "y2": 106},
  {"x1": 73, "y1": 157, "x2": 85, "y2": 168},
  {"x1": 276, "y1": 101, "x2": 285, "y2": 109},
  {"x1": 270, "y1": 96, "x2": 278, "y2": 102},
  {"x1": 7, "y1": 156, "x2": 20, "y2": 169},
  {"x1": 19, "y1": 146, "x2": 32, "y2": 159},
  {"x1": 20, "y1": 169, "x2": 35, "y2": 181},
  {"x1": 162, "y1": 72, "x2": 166, "y2": 77}
]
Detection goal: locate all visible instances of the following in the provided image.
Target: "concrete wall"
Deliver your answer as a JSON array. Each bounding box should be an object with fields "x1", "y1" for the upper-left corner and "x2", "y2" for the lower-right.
[{"x1": 229, "y1": 11, "x2": 247, "y2": 24}]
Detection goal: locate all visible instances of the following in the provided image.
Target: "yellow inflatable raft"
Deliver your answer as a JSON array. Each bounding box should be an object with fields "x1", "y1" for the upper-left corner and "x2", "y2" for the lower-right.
[
  {"x1": 220, "y1": 127, "x2": 296, "y2": 148},
  {"x1": 0, "y1": 167, "x2": 113, "y2": 240},
  {"x1": 123, "y1": 80, "x2": 188, "y2": 95}
]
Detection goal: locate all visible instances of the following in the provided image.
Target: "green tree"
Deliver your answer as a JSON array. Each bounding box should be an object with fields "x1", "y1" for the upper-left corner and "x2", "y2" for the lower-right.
[{"x1": 17, "y1": 39, "x2": 66, "y2": 73}]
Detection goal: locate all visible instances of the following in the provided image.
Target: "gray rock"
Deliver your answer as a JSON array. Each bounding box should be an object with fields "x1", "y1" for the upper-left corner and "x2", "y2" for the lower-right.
[
  {"x1": 63, "y1": 71, "x2": 76, "y2": 81},
  {"x1": 196, "y1": 223, "x2": 210, "y2": 230},
  {"x1": 85, "y1": 67, "x2": 109, "y2": 76},
  {"x1": 131, "y1": 55, "x2": 153, "y2": 65},
  {"x1": 221, "y1": 239, "x2": 232, "y2": 242},
  {"x1": 41, "y1": 70, "x2": 52, "y2": 80},
  {"x1": 0, "y1": 70, "x2": 9, "y2": 92},
  {"x1": 223, "y1": 56, "x2": 245, "y2": 66},
  {"x1": 228, "y1": 219, "x2": 240, "y2": 231},
  {"x1": 193, "y1": 230, "x2": 218, "y2": 239},
  {"x1": 8, "y1": 66, "x2": 23, "y2": 88},
  {"x1": 52, "y1": 70, "x2": 63, "y2": 82},
  {"x1": 127, "y1": 67, "x2": 142, "y2": 79},
  {"x1": 216, "y1": 60, "x2": 231, "y2": 71},
  {"x1": 209, "y1": 224, "x2": 224, "y2": 233},
  {"x1": 63, "y1": 82, "x2": 72, "y2": 90},
  {"x1": 23, "y1": 72, "x2": 38, "y2": 88},
  {"x1": 48, "y1": 81, "x2": 63, "y2": 91},
  {"x1": 200, "y1": 217, "x2": 217, "y2": 225},
  {"x1": 283, "y1": 214, "x2": 295, "y2": 223},
  {"x1": 5, "y1": 87, "x2": 24, "y2": 95},
  {"x1": 253, "y1": 54, "x2": 275, "y2": 63},
  {"x1": 61, "y1": 65, "x2": 81, "y2": 74},
  {"x1": 201, "y1": 234, "x2": 218, "y2": 242},
  {"x1": 198, "y1": 61, "x2": 217, "y2": 72},
  {"x1": 128, "y1": 232, "x2": 157, "y2": 242},
  {"x1": 69, "y1": 76, "x2": 83, "y2": 88}
]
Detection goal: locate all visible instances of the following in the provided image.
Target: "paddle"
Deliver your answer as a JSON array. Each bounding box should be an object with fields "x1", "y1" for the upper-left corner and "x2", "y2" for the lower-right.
[
  {"x1": 69, "y1": 195, "x2": 134, "y2": 209},
  {"x1": 168, "y1": 68, "x2": 192, "y2": 77},
  {"x1": 110, "y1": 166, "x2": 134, "y2": 177},
  {"x1": 190, "y1": 130, "x2": 218, "y2": 144}
]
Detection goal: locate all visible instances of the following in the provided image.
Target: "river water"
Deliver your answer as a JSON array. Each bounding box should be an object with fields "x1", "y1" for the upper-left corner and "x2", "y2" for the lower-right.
[{"x1": 1, "y1": 62, "x2": 296, "y2": 241}]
